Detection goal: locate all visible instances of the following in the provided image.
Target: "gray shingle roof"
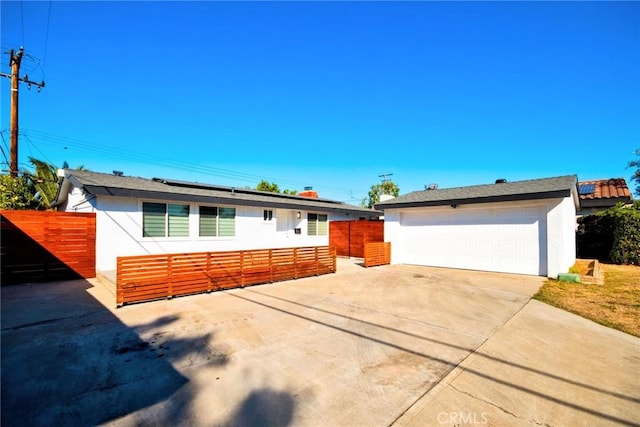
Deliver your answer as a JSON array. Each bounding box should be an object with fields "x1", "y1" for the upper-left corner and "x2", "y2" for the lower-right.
[
  {"x1": 375, "y1": 175, "x2": 578, "y2": 209},
  {"x1": 57, "y1": 169, "x2": 381, "y2": 217}
]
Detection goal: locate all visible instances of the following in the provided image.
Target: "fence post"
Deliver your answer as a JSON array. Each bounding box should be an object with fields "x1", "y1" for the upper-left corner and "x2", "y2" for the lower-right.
[
  {"x1": 269, "y1": 248, "x2": 274, "y2": 282},
  {"x1": 240, "y1": 250, "x2": 245, "y2": 287},
  {"x1": 116, "y1": 257, "x2": 123, "y2": 307},
  {"x1": 167, "y1": 255, "x2": 173, "y2": 299},
  {"x1": 331, "y1": 246, "x2": 337, "y2": 272},
  {"x1": 207, "y1": 252, "x2": 213, "y2": 292}
]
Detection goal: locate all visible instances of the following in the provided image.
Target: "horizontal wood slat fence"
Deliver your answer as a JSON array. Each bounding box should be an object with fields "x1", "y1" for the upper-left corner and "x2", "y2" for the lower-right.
[
  {"x1": 329, "y1": 220, "x2": 384, "y2": 258},
  {"x1": 117, "y1": 246, "x2": 336, "y2": 306},
  {"x1": 364, "y1": 242, "x2": 391, "y2": 267},
  {"x1": 1, "y1": 210, "x2": 96, "y2": 284}
]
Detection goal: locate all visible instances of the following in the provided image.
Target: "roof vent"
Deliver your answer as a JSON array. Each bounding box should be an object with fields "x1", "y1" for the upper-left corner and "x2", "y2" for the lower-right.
[
  {"x1": 113, "y1": 170, "x2": 123, "y2": 176},
  {"x1": 425, "y1": 183, "x2": 438, "y2": 190},
  {"x1": 495, "y1": 178, "x2": 507, "y2": 184}
]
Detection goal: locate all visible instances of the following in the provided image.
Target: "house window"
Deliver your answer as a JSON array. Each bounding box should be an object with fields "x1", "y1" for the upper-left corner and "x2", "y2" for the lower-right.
[
  {"x1": 307, "y1": 213, "x2": 328, "y2": 236},
  {"x1": 142, "y1": 202, "x2": 189, "y2": 237},
  {"x1": 263, "y1": 209, "x2": 273, "y2": 221},
  {"x1": 199, "y1": 206, "x2": 236, "y2": 237}
]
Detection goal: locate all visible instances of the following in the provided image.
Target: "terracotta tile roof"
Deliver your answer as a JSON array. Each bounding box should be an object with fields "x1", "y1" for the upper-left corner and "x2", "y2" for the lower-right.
[{"x1": 578, "y1": 178, "x2": 632, "y2": 201}]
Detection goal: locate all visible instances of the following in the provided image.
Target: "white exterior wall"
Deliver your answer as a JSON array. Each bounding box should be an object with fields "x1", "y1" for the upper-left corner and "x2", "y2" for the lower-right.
[
  {"x1": 545, "y1": 196, "x2": 577, "y2": 278},
  {"x1": 382, "y1": 211, "x2": 401, "y2": 265},
  {"x1": 64, "y1": 193, "x2": 353, "y2": 272},
  {"x1": 384, "y1": 197, "x2": 576, "y2": 278}
]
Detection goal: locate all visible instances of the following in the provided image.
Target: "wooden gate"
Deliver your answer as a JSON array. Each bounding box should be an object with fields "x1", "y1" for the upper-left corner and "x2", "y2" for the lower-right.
[
  {"x1": 329, "y1": 220, "x2": 384, "y2": 258},
  {"x1": 1, "y1": 210, "x2": 96, "y2": 284},
  {"x1": 364, "y1": 242, "x2": 391, "y2": 267}
]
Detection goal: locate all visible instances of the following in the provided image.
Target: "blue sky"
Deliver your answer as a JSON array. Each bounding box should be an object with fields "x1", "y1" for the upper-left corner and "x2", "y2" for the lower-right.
[{"x1": 1, "y1": 1, "x2": 639, "y2": 203}]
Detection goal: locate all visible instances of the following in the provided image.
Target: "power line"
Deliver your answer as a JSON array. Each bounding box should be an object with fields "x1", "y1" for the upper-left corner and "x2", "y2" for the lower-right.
[
  {"x1": 20, "y1": 129, "x2": 364, "y2": 199},
  {"x1": 0, "y1": 145, "x2": 9, "y2": 167},
  {"x1": 23, "y1": 134, "x2": 56, "y2": 167},
  {"x1": 41, "y1": 0, "x2": 52, "y2": 76},
  {"x1": 20, "y1": 1, "x2": 25, "y2": 47}
]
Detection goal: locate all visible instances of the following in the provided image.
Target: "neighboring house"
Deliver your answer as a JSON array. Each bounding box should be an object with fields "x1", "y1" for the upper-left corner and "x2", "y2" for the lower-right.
[
  {"x1": 577, "y1": 178, "x2": 632, "y2": 216},
  {"x1": 52, "y1": 169, "x2": 380, "y2": 273},
  {"x1": 375, "y1": 175, "x2": 580, "y2": 278}
]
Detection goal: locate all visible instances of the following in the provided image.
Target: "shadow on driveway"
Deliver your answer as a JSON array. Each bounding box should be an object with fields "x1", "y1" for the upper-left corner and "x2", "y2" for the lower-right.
[{"x1": 1, "y1": 279, "x2": 194, "y2": 426}]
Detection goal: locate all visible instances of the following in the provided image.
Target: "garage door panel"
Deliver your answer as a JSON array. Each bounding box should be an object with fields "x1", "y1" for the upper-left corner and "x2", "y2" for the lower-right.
[{"x1": 399, "y1": 205, "x2": 547, "y2": 276}]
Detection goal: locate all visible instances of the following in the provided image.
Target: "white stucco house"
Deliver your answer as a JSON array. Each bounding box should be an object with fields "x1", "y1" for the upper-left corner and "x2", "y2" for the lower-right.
[
  {"x1": 52, "y1": 169, "x2": 380, "y2": 273},
  {"x1": 375, "y1": 175, "x2": 580, "y2": 278}
]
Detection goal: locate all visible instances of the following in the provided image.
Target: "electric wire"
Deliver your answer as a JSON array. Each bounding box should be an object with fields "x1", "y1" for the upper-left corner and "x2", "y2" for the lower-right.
[
  {"x1": 20, "y1": 129, "x2": 366, "y2": 201},
  {"x1": 20, "y1": 1, "x2": 25, "y2": 47},
  {"x1": 0, "y1": 131, "x2": 9, "y2": 155},
  {"x1": 41, "y1": 0, "x2": 52, "y2": 76},
  {"x1": 0, "y1": 146, "x2": 9, "y2": 167},
  {"x1": 23, "y1": 134, "x2": 57, "y2": 167}
]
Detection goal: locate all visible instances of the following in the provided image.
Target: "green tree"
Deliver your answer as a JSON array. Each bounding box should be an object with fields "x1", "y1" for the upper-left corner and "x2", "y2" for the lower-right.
[
  {"x1": 362, "y1": 180, "x2": 400, "y2": 208},
  {"x1": 256, "y1": 180, "x2": 281, "y2": 193},
  {"x1": 256, "y1": 180, "x2": 297, "y2": 195},
  {"x1": 628, "y1": 148, "x2": 640, "y2": 197},
  {"x1": 28, "y1": 157, "x2": 59, "y2": 210},
  {"x1": 0, "y1": 174, "x2": 35, "y2": 210}
]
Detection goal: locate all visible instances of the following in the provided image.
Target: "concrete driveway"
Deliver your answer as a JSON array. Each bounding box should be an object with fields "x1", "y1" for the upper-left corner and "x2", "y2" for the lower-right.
[{"x1": 2, "y1": 259, "x2": 638, "y2": 426}]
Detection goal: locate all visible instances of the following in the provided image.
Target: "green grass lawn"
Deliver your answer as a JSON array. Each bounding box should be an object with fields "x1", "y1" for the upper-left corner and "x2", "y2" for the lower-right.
[{"x1": 534, "y1": 263, "x2": 640, "y2": 337}]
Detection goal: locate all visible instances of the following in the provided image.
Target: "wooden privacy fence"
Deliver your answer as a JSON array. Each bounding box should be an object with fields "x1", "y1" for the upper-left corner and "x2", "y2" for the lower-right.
[
  {"x1": 329, "y1": 220, "x2": 384, "y2": 258},
  {"x1": 117, "y1": 246, "x2": 336, "y2": 306},
  {"x1": 1, "y1": 210, "x2": 96, "y2": 284},
  {"x1": 364, "y1": 242, "x2": 391, "y2": 267}
]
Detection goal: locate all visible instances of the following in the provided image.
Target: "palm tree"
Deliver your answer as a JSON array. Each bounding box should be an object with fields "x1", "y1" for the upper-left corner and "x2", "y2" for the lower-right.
[{"x1": 28, "y1": 157, "x2": 60, "y2": 210}]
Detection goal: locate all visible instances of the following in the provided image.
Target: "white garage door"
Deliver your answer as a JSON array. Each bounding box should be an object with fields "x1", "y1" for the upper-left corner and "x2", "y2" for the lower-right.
[{"x1": 399, "y1": 204, "x2": 547, "y2": 276}]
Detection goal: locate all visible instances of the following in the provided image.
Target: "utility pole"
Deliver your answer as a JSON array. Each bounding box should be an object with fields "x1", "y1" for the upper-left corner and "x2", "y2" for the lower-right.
[
  {"x1": 1, "y1": 47, "x2": 45, "y2": 177},
  {"x1": 378, "y1": 173, "x2": 393, "y2": 184}
]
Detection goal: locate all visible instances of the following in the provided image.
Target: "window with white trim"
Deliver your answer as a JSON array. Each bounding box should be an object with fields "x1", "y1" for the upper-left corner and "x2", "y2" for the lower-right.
[
  {"x1": 263, "y1": 209, "x2": 273, "y2": 221},
  {"x1": 199, "y1": 206, "x2": 236, "y2": 237},
  {"x1": 307, "y1": 213, "x2": 328, "y2": 236},
  {"x1": 142, "y1": 202, "x2": 189, "y2": 237}
]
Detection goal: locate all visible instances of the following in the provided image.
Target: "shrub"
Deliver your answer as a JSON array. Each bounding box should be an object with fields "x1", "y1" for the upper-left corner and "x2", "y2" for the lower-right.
[
  {"x1": 609, "y1": 206, "x2": 640, "y2": 265},
  {"x1": 577, "y1": 202, "x2": 640, "y2": 265},
  {"x1": 0, "y1": 174, "x2": 35, "y2": 210}
]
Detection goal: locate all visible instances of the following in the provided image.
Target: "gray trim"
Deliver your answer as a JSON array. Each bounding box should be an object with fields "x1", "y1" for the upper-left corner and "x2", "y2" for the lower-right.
[{"x1": 378, "y1": 190, "x2": 571, "y2": 209}]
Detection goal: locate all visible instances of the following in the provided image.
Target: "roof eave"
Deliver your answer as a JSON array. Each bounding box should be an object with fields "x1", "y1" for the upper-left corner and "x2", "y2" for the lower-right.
[
  {"x1": 83, "y1": 186, "x2": 381, "y2": 217},
  {"x1": 375, "y1": 190, "x2": 572, "y2": 210},
  {"x1": 580, "y1": 197, "x2": 633, "y2": 208}
]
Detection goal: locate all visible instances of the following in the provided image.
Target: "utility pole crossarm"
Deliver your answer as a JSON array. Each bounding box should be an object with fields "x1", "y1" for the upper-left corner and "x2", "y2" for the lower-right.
[
  {"x1": 1, "y1": 47, "x2": 45, "y2": 177},
  {"x1": 378, "y1": 173, "x2": 394, "y2": 184}
]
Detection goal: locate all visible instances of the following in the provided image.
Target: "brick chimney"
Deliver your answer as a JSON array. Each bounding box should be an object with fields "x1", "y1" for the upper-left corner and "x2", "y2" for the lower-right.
[{"x1": 299, "y1": 186, "x2": 318, "y2": 198}]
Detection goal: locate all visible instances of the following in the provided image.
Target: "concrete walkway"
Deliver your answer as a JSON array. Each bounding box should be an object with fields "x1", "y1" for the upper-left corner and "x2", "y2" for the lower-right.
[
  {"x1": 1, "y1": 259, "x2": 638, "y2": 426},
  {"x1": 395, "y1": 300, "x2": 640, "y2": 427}
]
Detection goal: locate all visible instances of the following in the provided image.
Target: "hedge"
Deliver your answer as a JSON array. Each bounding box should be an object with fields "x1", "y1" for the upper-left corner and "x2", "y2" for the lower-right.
[{"x1": 577, "y1": 202, "x2": 640, "y2": 265}]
